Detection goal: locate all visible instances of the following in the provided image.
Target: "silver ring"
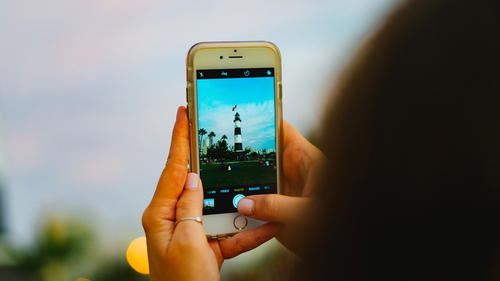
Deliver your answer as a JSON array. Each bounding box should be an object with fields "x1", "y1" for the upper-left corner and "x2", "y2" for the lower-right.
[{"x1": 175, "y1": 216, "x2": 203, "y2": 226}]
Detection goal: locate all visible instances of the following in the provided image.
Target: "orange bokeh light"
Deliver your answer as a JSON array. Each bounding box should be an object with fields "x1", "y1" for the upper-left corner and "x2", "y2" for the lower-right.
[{"x1": 126, "y1": 236, "x2": 149, "y2": 275}]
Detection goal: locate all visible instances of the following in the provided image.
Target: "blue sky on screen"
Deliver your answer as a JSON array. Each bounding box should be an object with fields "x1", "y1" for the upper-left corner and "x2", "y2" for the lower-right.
[{"x1": 197, "y1": 77, "x2": 275, "y2": 151}]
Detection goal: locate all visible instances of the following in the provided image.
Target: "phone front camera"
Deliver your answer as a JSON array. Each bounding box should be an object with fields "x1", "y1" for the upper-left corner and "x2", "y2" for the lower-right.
[
  {"x1": 234, "y1": 49, "x2": 237, "y2": 52},
  {"x1": 220, "y1": 56, "x2": 223, "y2": 59}
]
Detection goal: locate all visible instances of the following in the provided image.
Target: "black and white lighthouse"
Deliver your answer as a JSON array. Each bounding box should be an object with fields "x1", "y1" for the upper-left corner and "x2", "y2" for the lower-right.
[{"x1": 234, "y1": 112, "x2": 243, "y2": 152}]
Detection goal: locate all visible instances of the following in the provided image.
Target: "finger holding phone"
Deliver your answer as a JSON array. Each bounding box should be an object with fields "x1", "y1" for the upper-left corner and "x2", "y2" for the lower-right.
[
  {"x1": 238, "y1": 120, "x2": 327, "y2": 254},
  {"x1": 143, "y1": 41, "x2": 324, "y2": 281},
  {"x1": 143, "y1": 106, "x2": 280, "y2": 281},
  {"x1": 185, "y1": 41, "x2": 325, "y2": 254}
]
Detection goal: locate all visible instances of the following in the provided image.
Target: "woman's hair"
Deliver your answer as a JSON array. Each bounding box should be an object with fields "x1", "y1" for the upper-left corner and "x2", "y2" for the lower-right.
[{"x1": 301, "y1": 0, "x2": 500, "y2": 280}]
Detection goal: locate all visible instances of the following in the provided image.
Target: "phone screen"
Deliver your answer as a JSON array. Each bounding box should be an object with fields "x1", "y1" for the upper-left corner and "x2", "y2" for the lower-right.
[{"x1": 196, "y1": 68, "x2": 278, "y2": 215}]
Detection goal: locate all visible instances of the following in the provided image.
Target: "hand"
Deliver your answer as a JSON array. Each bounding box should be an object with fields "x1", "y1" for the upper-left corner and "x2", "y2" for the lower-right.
[
  {"x1": 237, "y1": 121, "x2": 326, "y2": 254},
  {"x1": 142, "y1": 106, "x2": 280, "y2": 281}
]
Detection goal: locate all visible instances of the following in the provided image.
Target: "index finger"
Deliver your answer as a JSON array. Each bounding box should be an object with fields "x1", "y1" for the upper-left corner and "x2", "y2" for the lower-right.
[{"x1": 152, "y1": 106, "x2": 190, "y2": 202}]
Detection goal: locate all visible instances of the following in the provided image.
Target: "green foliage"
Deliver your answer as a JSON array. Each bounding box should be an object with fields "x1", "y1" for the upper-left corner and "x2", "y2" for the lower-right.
[
  {"x1": 1, "y1": 216, "x2": 146, "y2": 281},
  {"x1": 91, "y1": 258, "x2": 148, "y2": 281},
  {"x1": 206, "y1": 137, "x2": 234, "y2": 161},
  {"x1": 5, "y1": 217, "x2": 95, "y2": 281}
]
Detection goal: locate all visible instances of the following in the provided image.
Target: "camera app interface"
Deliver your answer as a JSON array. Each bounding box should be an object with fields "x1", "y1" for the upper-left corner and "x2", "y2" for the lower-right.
[{"x1": 196, "y1": 68, "x2": 277, "y2": 215}]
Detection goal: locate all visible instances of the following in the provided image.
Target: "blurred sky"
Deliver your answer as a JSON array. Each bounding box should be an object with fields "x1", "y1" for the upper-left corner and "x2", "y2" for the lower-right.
[{"x1": 0, "y1": 0, "x2": 397, "y2": 247}]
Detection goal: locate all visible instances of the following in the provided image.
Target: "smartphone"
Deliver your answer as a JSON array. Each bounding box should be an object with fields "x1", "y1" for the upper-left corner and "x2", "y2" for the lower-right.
[{"x1": 186, "y1": 41, "x2": 283, "y2": 238}]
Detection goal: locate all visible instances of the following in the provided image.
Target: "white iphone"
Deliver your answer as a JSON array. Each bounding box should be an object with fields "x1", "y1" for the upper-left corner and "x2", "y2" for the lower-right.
[{"x1": 186, "y1": 41, "x2": 283, "y2": 238}]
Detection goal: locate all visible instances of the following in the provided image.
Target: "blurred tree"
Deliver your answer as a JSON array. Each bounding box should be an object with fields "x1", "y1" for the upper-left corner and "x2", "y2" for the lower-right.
[
  {"x1": 0, "y1": 216, "x2": 149, "y2": 281},
  {"x1": 7, "y1": 216, "x2": 95, "y2": 281},
  {"x1": 92, "y1": 257, "x2": 148, "y2": 281},
  {"x1": 0, "y1": 186, "x2": 4, "y2": 235}
]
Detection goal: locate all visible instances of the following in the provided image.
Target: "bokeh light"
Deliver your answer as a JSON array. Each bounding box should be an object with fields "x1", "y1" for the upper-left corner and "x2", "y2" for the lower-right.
[{"x1": 126, "y1": 236, "x2": 149, "y2": 275}]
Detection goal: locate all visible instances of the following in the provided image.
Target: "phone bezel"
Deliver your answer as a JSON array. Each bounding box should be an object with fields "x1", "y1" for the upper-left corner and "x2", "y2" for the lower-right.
[{"x1": 186, "y1": 41, "x2": 283, "y2": 238}]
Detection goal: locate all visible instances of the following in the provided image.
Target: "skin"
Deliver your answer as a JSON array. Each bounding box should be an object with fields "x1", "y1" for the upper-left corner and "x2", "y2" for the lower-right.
[
  {"x1": 142, "y1": 106, "x2": 325, "y2": 280},
  {"x1": 237, "y1": 114, "x2": 327, "y2": 254}
]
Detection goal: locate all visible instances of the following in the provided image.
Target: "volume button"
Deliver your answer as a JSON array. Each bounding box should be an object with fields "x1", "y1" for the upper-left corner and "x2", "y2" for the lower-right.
[{"x1": 185, "y1": 87, "x2": 189, "y2": 103}]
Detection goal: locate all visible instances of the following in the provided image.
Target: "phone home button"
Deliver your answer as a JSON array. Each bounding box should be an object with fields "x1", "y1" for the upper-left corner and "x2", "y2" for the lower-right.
[{"x1": 233, "y1": 215, "x2": 248, "y2": 231}]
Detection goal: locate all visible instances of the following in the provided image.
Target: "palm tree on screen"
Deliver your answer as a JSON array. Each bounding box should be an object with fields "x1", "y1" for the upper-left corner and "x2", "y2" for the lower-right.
[{"x1": 198, "y1": 128, "x2": 207, "y2": 156}]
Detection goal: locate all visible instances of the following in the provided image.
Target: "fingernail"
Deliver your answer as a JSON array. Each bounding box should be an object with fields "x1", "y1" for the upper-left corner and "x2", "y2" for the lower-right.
[
  {"x1": 176, "y1": 106, "x2": 183, "y2": 119},
  {"x1": 238, "y1": 199, "x2": 254, "y2": 216},
  {"x1": 185, "y1": 173, "x2": 198, "y2": 190}
]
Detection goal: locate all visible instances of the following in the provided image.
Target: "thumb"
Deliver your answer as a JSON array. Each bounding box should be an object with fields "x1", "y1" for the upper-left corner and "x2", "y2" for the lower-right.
[{"x1": 237, "y1": 194, "x2": 310, "y2": 223}]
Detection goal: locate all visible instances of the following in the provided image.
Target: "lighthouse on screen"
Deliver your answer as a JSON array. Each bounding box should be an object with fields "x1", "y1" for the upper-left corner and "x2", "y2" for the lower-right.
[{"x1": 233, "y1": 112, "x2": 243, "y2": 152}]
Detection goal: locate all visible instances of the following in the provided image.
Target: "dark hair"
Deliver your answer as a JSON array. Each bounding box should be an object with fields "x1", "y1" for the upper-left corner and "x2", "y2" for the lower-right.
[{"x1": 301, "y1": 0, "x2": 500, "y2": 280}]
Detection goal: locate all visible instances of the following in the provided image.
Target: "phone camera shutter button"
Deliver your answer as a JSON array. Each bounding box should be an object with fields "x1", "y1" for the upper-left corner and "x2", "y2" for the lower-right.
[
  {"x1": 233, "y1": 215, "x2": 248, "y2": 231},
  {"x1": 233, "y1": 194, "x2": 245, "y2": 208}
]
